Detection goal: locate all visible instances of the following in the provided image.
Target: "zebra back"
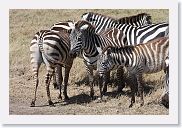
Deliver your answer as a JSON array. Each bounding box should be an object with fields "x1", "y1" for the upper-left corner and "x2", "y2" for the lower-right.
[
  {"x1": 99, "y1": 37, "x2": 169, "y2": 74},
  {"x1": 81, "y1": 12, "x2": 168, "y2": 45},
  {"x1": 50, "y1": 20, "x2": 74, "y2": 33},
  {"x1": 116, "y1": 13, "x2": 152, "y2": 26}
]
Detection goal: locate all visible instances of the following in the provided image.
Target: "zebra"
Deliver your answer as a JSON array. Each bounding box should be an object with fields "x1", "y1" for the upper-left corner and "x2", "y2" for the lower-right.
[
  {"x1": 116, "y1": 13, "x2": 152, "y2": 26},
  {"x1": 81, "y1": 12, "x2": 168, "y2": 44},
  {"x1": 30, "y1": 29, "x2": 74, "y2": 107},
  {"x1": 69, "y1": 20, "x2": 127, "y2": 98},
  {"x1": 81, "y1": 12, "x2": 168, "y2": 91},
  {"x1": 97, "y1": 37, "x2": 169, "y2": 107}
]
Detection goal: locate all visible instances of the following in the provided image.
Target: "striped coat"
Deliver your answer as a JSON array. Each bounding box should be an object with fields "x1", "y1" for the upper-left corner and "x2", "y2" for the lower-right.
[{"x1": 97, "y1": 37, "x2": 169, "y2": 107}]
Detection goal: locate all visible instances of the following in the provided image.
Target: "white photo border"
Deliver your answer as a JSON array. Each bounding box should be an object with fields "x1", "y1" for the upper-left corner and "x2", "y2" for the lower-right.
[{"x1": 0, "y1": 0, "x2": 178, "y2": 125}]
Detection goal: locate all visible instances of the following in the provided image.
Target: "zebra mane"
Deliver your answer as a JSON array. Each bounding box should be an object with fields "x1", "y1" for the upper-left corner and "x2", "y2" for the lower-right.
[
  {"x1": 85, "y1": 12, "x2": 118, "y2": 23},
  {"x1": 102, "y1": 45, "x2": 134, "y2": 54},
  {"x1": 116, "y1": 13, "x2": 151, "y2": 24}
]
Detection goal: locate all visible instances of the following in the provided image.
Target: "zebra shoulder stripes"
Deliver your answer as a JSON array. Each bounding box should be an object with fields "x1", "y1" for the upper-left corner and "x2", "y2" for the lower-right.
[
  {"x1": 116, "y1": 13, "x2": 152, "y2": 27},
  {"x1": 30, "y1": 29, "x2": 74, "y2": 107},
  {"x1": 81, "y1": 12, "x2": 168, "y2": 45},
  {"x1": 69, "y1": 20, "x2": 127, "y2": 98},
  {"x1": 97, "y1": 37, "x2": 169, "y2": 107}
]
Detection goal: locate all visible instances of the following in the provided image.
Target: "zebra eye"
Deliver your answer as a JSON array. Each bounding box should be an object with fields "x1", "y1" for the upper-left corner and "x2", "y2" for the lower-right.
[{"x1": 78, "y1": 37, "x2": 82, "y2": 41}]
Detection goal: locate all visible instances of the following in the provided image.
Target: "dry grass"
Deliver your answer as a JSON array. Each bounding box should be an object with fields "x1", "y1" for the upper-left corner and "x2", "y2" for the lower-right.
[{"x1": 9, "y1": 9, "x2": 169, "y2": 115}]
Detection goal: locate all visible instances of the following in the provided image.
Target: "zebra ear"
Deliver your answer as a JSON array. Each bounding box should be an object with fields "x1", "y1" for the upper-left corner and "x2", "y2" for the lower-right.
[
  {"x1": 80, "y1": 24, "x2": 89, "y2": 30},
  {"x1": 69, "y1": 22, "x2": 75, "y2": 30}
]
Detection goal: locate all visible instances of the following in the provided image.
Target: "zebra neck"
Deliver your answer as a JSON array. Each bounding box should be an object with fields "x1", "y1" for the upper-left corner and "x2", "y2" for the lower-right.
[{"x1": 82, "y1": 33, "x2": 99, "y2": 56}]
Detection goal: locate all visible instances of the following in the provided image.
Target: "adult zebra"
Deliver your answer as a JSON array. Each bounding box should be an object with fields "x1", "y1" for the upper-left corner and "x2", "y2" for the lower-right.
[
  {"x1": 97, "y1": 37, "x2": 169, "y2": 107},
  {"x1": 81, "y1": 12, "x2": 168, "y2": 44},
  {"x1": 30, "y1": 29, "x2": 74, "y2": 107},
  {"x1": 69, "y1": 20, "x2": 127, "y2": 98},
  {"x1": 116, "y1": 13, "x2": 152, "y2": 26}
]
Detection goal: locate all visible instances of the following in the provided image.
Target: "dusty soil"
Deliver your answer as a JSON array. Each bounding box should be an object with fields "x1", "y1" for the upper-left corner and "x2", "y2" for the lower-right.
[{"x1": 9, "y1": 9, "x2": 169, "y2": 115}]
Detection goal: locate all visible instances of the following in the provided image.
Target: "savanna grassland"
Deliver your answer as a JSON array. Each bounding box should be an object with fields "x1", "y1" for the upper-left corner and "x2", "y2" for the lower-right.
[{"x1": 9, "y1": 9, "x2": 169, "y2": 115}]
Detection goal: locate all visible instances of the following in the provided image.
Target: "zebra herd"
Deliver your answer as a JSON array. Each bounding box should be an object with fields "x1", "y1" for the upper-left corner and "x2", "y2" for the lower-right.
[{"x1": 30, "y1": 12, "x2": 169, "y2": 108}]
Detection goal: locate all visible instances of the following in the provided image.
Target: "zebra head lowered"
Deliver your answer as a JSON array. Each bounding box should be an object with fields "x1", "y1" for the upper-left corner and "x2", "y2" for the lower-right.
[
  {"x1": 69, "y1": 20, "x2": 96, "y2": 58},
  {"x1": 97, "y1": 46, "x2": 126, "y2": 77}
]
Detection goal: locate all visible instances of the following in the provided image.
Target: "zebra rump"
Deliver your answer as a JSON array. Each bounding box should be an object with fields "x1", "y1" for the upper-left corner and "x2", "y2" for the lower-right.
[{"x1": 30, "y1": 30, "x2": 74, "y2": 107}]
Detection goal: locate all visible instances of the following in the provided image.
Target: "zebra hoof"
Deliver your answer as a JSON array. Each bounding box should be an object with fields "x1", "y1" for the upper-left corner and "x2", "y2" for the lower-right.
[
  {"x1": 140, "y1": 101, "x2": 144, "y2": 107},
  {"x1": 161, "y1": 93, "x2": 169, "y2": 108},
  {"x1": 53, "y1": 83, "x2": 59, "y2": 90},
  {"x1": 64, "y1": 95, "x2": 70, "y2": 101},
  {"x1": 129, "y1": 103, "x2": 133, "y2": 108},
  {"x1": 30, "y1": 101, "x2": 35, "y2": 107},
  {"x1": 48, "y1": 101, "x2": 55, "y2": 107},
  {"x1": 117, "y1": 87, "x2": 124, "y2": 93},
  {"x1": 103, "y1": 87, "x2": 107, "y2": 94},
  {"x1": 57, "y1": 94, "x2": 62, "y2": 100}
]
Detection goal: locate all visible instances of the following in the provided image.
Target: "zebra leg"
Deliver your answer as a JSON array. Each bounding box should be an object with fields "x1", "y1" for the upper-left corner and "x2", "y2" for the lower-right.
[
  {"x1": 52, "y1": 71, "x2": 58, "y2": 89},
  {"x1": 136, "y1": 74, "x2": 144, "y2": 106},
  {"x1": 160, "y1": 64, "x2": 169, "y2": 108},
  {"x1": 84, "y1": 63, "x2": 95, "y2": 99},
  {"x1": 45, "y1": 66, "x2": 55, "y2": 107},
  {"x1": 102, "y1": 71, "x2": 110, "y2": 94},
  {"x1": 98, "y1": 75, "x2": 103, "y2": 99},
  {"x1": 30, "y1": 63, "x2": 41, "y2": 107},
  {"x1": 116, "y1": 66, "x2": 125, "y2": 92},
  {"x1": 63, "y1": 66, "x2": 72, "y2": 100},
  {"x1": 88, "y1": 67, "x2": 94, "y2": 99},
  {"x1": 55, "y1": 65, "x2": 63, "y2": 100},
  {"x1": 129, "y1": 82, "x2": 136, "y2": 108}
]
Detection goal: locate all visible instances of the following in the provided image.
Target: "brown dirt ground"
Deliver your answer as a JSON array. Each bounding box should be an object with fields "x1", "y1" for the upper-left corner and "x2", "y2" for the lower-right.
[{"x1": 9, "y1": 9, "x2": 169, "y2": 115}]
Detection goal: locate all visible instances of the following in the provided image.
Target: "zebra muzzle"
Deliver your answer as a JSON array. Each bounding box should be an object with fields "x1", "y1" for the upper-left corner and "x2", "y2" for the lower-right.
[{"x1": 69, "y1": 51, "x2": 77, "y2": 58}]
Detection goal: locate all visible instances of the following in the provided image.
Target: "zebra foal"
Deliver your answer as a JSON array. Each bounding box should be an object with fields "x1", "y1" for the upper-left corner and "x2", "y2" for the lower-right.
[
  {"x1": 97, "y1": 37, "x2": 169, "y2": 107},
  {"x1": 30, "y1": 29, "x2": 74, "y2": 107}
]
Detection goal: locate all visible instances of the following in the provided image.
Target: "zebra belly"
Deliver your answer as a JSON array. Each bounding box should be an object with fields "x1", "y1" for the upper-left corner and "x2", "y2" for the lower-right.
[{"x1": 143, "y1": 61, "x2": 165, "y2": 74}]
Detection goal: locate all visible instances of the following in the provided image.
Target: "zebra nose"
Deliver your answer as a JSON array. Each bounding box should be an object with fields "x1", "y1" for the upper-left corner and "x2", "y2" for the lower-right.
[{"x1": 69, "y1": 51, "x2": 77, "y2": 58}]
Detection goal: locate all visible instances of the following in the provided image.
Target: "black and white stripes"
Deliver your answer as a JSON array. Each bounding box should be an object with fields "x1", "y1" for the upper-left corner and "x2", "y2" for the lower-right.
[
  {"x1": 30, "y1": 26, "x2": 74, "y2": 107},
  {"x1": 69, "y1": 20, "x2": 127, "y2": 98},
  {"x1": 97, "y1": 37, "x2": 169, "y2": 107},
  {"x1": 116, "y1": 13, "x2": 152, "y2": 26},
  {"x1": 82, "y1": 12, "x2": 168, "y2": 45}
]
